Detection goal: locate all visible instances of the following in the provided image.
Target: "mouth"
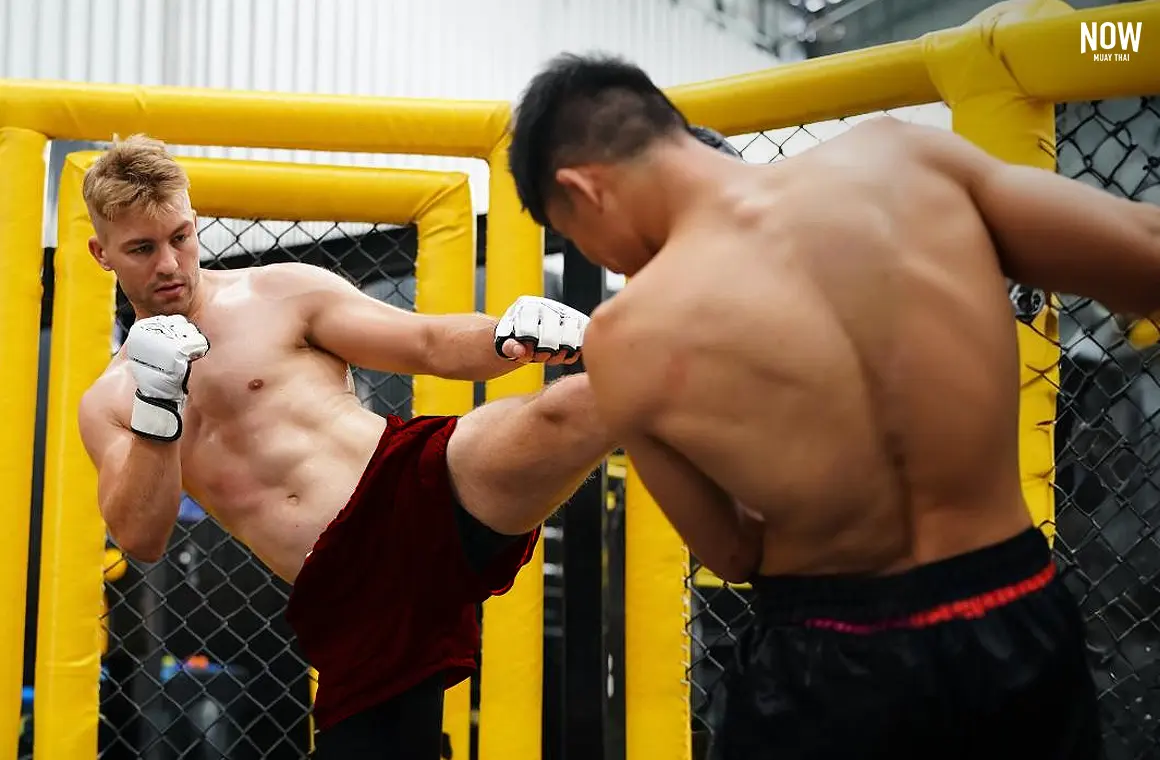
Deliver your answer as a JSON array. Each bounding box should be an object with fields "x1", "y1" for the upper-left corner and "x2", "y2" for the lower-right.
[{"x1": 154, "y1": 283, "x2": 184, "y2": 296}]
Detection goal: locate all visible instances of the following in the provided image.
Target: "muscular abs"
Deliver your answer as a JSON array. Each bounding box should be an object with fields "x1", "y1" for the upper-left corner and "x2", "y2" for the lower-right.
[{"x1": 105, "y1": 293, "x2": 388, "y2": 583}]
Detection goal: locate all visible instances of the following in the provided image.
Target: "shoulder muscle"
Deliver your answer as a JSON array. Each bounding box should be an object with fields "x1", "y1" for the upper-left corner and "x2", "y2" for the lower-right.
[
  {"x1": 583, "y1": 287, "x2": 677, "y2": 433},
  {"x1": 252, "y1": 261, "x2": 357, "y2": 299},
  {"x1": 249, "y1": 262, "x2": 366, "y2": 338},
  {"x1": 895, "y1": 120, "x2": 998, "y2": 186}
]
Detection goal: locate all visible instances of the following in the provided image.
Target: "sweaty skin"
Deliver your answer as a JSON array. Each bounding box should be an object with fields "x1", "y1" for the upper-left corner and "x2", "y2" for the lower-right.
[
  {"x1": 80, "y1": 263, "x2": 605, "y2": 583},
  {"x1": 83, "y1": 268, "x2": 388, "y2": 581},
  {"x1": 582, "y1": 117, "x2": 1160, "y2": 582}
]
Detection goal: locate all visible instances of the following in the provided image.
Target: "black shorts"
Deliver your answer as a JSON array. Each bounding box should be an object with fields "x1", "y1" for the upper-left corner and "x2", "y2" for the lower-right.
[
  {"x1": 310, "y1": 501, "x2": 524, "y2": 760},
  {"x1": 707, "y1": 528, "x2": 1102, "y2": 760}
]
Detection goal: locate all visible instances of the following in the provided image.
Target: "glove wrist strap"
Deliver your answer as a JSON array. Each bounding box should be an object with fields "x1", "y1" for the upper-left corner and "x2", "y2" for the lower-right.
[
  {"x1": 494, "y1": 334, "x2": 513, "y2": 359},
  {"x1": 130, "y1": 392, "x2": 183, "y2": 442}
]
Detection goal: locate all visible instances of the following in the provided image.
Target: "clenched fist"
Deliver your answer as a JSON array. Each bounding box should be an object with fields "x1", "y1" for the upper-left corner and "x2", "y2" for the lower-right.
[
  {"x1": 494, "y1": 296, "x2": 588, "y2": 365},
  {"x1": 124, "y1": 315, "x2": 210, "y2": 441}
]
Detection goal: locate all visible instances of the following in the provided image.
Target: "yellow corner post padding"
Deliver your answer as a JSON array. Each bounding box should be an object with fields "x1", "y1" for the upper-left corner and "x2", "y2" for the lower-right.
[
  {"x1": 0, "y1": 126, "x2": 48, "y2": 760},
  {"x1": 477, "y1": 132, "x2": 548, "y2": 760}
]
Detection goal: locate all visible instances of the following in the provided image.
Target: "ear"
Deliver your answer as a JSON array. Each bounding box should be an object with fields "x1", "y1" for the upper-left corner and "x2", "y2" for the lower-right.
[
  {"x1": 555, "y1": 167, "x2": 602, "y2": 211},
  {"x1": 88, "y1": 236, "x2": 113, "y2": 271}
]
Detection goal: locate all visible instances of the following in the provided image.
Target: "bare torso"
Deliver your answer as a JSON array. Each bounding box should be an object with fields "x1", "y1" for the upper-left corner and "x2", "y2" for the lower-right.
[
  {"x1": 627, "y1": 119, "x2": 1031, "y2": 577},
  {"x1": 92, "y1": 268, "x2": 387, "y2": 583}
]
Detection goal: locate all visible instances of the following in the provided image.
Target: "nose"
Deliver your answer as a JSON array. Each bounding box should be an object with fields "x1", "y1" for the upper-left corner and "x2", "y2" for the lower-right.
[{"x1": 154, "y1": 245, "x2": 180, "y2": 277}]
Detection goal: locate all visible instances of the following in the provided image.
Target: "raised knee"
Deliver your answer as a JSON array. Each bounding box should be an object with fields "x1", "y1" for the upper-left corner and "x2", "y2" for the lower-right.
[{"x1": 445, "y1": 416, "x2": 541, "y2": 535}]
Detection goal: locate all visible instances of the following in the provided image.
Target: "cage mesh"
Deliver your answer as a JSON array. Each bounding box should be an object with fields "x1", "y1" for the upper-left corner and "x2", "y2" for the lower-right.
[
  {"x1": 92, "y1": 218, "x2": 419, "y2": 760},
  {"x1": 1051, "y1": 96, "x2": 1160, "y2": 760},
  {"x1": 686, "y1": 99, "x2": 1160, "y2": 760}
]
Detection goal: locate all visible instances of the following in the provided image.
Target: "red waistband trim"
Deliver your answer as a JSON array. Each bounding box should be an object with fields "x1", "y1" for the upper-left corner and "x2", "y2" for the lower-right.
[{"x1": 803, "y1": 562, "x2": 1056, "y2": 634}]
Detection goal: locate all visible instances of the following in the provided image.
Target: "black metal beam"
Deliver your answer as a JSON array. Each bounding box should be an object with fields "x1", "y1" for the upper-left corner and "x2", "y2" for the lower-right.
[{"x1": 560, "y1": 241, "x2": 608, "y2": 760}]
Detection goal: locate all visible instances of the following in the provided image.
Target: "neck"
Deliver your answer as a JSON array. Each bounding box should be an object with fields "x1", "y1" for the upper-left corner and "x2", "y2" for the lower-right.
[
  {"x1": 622, "y1": 144, "x2": 746, "y2": 265},
  {"x1": 185, "y1": 274, "x2": 210, "y2": 321}
]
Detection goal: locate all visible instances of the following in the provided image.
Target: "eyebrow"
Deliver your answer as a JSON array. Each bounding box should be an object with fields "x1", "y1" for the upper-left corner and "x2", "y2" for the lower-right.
[{"x1": 122, "y1": 221, "x2": 192, "y2": 248}]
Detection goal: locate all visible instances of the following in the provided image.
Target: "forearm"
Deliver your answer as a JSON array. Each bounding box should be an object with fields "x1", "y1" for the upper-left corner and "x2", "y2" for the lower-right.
[
  {"x1": 677, "y1": 501, "x2": 764, "y2": 584},
  {"x1": 101, "y1": 438, "x2": 183, "y2": 562},
  {"x1": 426, "y1": 313, "x2": 513, "y2": 381},
  {"x1": 1112, "y1": 200, "x2": 1160, "y2": 316},
  {"x1": 983, "y1": 165, "x2": 1160, "y2": 316},
  {"x1": 656, "y1": 495, "x2": 762, "y2": 584},
  {"x1": 1144, "y1": 203, "x2": 1160, "y2": 318}
]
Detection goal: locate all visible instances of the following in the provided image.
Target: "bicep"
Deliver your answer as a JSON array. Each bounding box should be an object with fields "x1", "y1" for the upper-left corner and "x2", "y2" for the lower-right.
[
  {"x1": 625, "y1": 433, "x2": 760, "y2": 582},
  {"x1": 296, "y1": 267, "x2": 437, "y2": 374},
  {"x1": 977, "y1": 164, "x2": 1157, "y2": 301},
  {"x1": 929, "y1": 127, "x2": 1160, "y2": 314},
  {"x1": 625, "y1": 434, "x2": 729, "y2": 513}
]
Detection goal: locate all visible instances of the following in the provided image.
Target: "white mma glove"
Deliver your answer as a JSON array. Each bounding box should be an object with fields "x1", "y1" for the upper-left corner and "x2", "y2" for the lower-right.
[
  {"x1": 124, "y1": 315, "x2": 210, "y2": 442},
  {"x1": 494, "y1": 296, "x2": 589, "y2": 362}
]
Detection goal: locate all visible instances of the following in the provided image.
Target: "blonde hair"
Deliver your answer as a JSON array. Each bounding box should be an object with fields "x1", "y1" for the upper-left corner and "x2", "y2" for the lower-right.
[{"x1": 83, "y1": 134, "x2": 190, "y2": 223}]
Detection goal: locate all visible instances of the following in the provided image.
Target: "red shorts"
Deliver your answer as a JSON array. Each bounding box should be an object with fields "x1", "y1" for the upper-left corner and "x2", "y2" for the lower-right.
[{"x1": 285, "y1": 414, "x2": 540, "y2": 732}]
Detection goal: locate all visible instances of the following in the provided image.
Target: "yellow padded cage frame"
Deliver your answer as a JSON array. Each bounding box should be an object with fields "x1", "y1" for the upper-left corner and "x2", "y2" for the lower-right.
[
  {"x1": 624, "y1": 1, "x2": 1160, "y2": 759},
  {"x1": 0, "y1": 89, "x2": 544, "y2": 760}
]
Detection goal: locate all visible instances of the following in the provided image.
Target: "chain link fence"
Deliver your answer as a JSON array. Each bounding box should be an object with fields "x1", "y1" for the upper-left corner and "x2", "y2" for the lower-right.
[
  {"x1": 96, "y1": 218, "x2": 419, "y2": 759},
  {"x1": 1052, "y1": 96, "x2": 1160, "y2": 760},
  {"x1": 685, "y1": 99, "x2": 1160, "y2": 758}
]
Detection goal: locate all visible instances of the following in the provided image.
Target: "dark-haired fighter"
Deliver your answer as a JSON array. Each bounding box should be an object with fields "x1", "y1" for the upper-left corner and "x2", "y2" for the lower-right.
[{"x1": 506, "y1": 53, "x2": 1160, "y2": 759}]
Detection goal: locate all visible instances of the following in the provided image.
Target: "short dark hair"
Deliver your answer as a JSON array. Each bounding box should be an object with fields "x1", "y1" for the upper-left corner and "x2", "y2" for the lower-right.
[{"x1": 508, "y1": 53, "x2": 689, "y2": 226}]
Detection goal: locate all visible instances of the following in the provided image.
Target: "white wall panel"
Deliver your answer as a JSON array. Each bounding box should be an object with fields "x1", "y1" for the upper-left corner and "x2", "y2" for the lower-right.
[{"x1": 1, "y1": 0, "x2": 784, "y2": 214}]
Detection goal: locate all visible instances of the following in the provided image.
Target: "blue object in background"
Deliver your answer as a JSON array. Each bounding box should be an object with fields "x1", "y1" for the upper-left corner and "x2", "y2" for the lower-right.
[
  {"x1": 19, "y1": 687, "x2": 33, "y2": 753},
  {"x1": 178, "y1": 494, "x2": 206, "y2": 523},
  {"x1": 160, "y1": 654, "x2": 229, "y2": 684}
]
